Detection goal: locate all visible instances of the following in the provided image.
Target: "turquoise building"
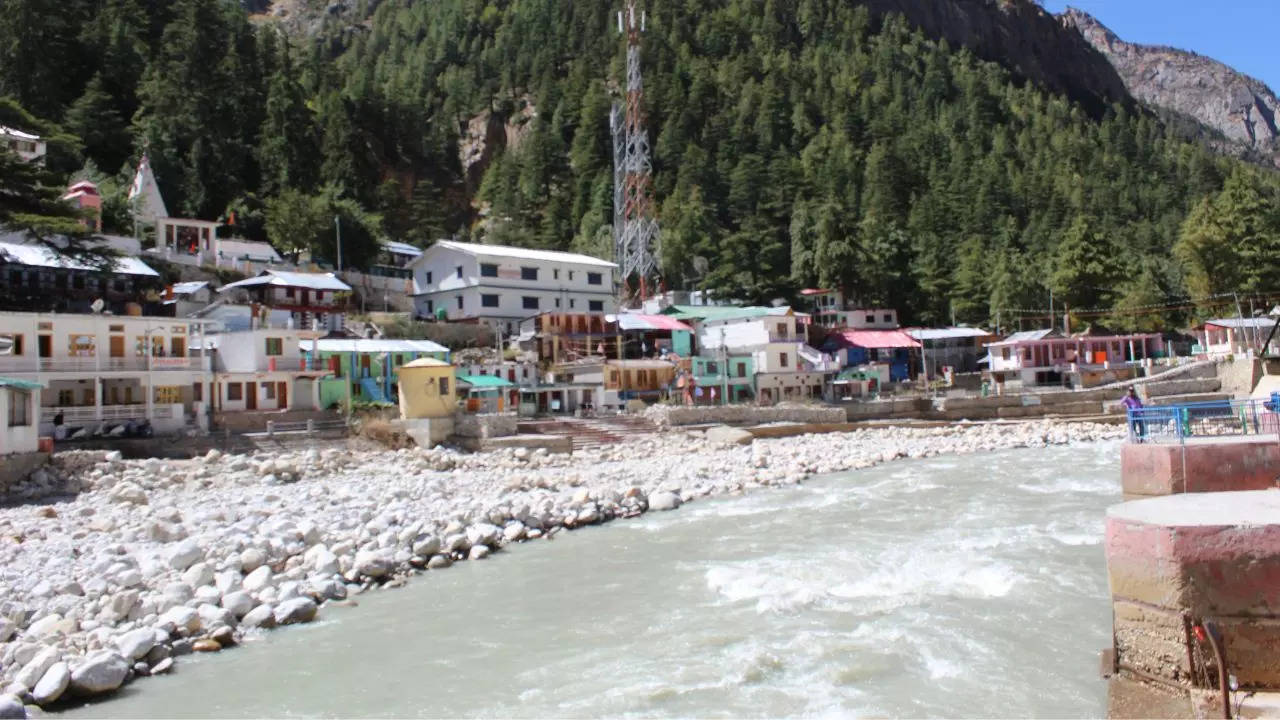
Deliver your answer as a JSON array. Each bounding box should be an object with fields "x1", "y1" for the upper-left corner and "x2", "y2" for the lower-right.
[{"x1": 309, "y1": 338, "x2": 449, "y2": 408}]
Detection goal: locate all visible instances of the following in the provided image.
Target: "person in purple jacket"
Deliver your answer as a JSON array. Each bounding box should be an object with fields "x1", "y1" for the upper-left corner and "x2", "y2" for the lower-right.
[{"x1": 1122, "y1": 387, "x2": 1146, "y2": 441}]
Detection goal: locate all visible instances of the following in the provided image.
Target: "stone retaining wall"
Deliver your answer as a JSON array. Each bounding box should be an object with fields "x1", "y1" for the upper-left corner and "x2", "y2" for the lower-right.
[
  {"x1": 644, "y1": 404, "x2": 846, "y2": 429},
  {"x1": 452, "y1": 413, "x2": 517, "y2": 439}
]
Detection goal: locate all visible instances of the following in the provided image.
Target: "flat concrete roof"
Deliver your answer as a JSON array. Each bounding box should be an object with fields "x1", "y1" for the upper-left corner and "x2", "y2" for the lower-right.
[{"x1": 1107, "y1": 489, "x2": 1280, "y2": 526}]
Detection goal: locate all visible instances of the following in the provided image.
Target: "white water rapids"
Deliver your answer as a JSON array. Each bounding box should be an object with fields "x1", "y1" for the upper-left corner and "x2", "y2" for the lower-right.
[{"x1": 61, "y1": 440, "x2": 1121, "y2": 718}]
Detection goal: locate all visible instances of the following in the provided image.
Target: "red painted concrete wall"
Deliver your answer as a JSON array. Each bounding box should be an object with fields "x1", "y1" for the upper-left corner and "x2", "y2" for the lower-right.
[{"x1": 1120, "y1": 440, "x2": 1280, "y2": 496}]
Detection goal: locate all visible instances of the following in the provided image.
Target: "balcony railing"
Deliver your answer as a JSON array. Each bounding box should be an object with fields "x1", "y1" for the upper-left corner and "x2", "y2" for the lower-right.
[
  {"x1": 0, "y1": 356, "x2": 207, "y2": 373},
  {"x1": 40, "y1": 403, "x2": 180, "y2": 425}
]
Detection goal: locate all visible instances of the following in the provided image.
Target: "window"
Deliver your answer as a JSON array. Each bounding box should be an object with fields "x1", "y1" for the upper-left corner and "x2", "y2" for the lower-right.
[
  {"x1": 569, "y1": 271, "x2": 575, "y2": 281},
  {"x1": 737, "y1": 362, "x2": 747, "y2": 378},
  {"x1": 587, "y1": 272, "x2": 602, "y2": 285},
  {"x1": 589, "y1": 300, "x2": 604, "y2": 312},
  {"x1": 456, "y1": 266, "x2": 463, "y2": 278},
  {"x1": 455, "y1": 295, "x2": 464, "y2": 310},
  {"x1": 265, "y1": 337, "x2": 284, "y2": 356},
  {"x1": 882, "y1": 313, "x2": 893, "y2": 323},
  {"x1": 285, "y1": 287, "x2": 295, "y2": 298},
  {"x1": 58, "y1": 389, "x2": 74, "y2": 405},
  {"x1": 569, "y1": 299, "x2": 576, "y2": 309},
  {"x1": 705, "y1": 361, "x2": 719, "y2": 375},
  {"x1": 780, "y1": 352, "x2": 789, "y2": 368},
  {"x1": 2, "y1": 335, "x2": 22, "y2": 356},
  {"x1": 7, "y1": 390, "x2": 29, "y2": 427},
  {"x1": 439, "y1": 377, "x2": 449, "y2": 395},
  {"x1": 1001, "y1": 347, "x2": 1011, "y2": 360},
  {"x1": 554, "y1": 298, "x2": 561, "y2": 308},
  {"x1": 72, "y1": 275, "x2": 85, "y2": 290},
  {"x1": 264, "y1": 383, "x2": 276, "y2": 400},
  {"x1": 521, "y1": 267, "x2": 538, "y2": 281},
  {"x1": 522, "y1": 296, "x2": 539, "y2": 310},
  {"x1": 776, "y1": 322, "x2": 787, "y2": 338},
  {"x1": 155, "y1": 386, "x2": 182, "y2": 404},
  {"x1": 316, "y1": 291, "x2": 325, "y2": 301},
  {"x1": 426, "y1": 271, "x2": 433, "y2": 284},
  {"x1": 426, "y1": 300, "x2": 434, "y2": 314},
  {"x1": 553, "y1": 269, "x2": 559, "y2": 280},
  {"x1": 227, "y1": 383, "x2": 243, "y2": 401},
  {"x1": 482, "y1": 294, "x2": 500, "y2": 308},
  {"x1": 194, "y1": 382, "x2": 203, "y2": 402},
  {"x1": 113, "y1": 280, "x2": 125, "y2": 292},
  {"x1": 480, "y1": 263, "x2": 498, "y2": 277}
]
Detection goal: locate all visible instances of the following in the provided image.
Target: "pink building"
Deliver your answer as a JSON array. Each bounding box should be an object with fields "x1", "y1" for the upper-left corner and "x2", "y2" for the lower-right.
[
  {"x1": 985, "y1": 329, "x2": 1164, "y2": 388},
  {"x1": 61, "y1": 180, "x2": 103, "y2": 231}
]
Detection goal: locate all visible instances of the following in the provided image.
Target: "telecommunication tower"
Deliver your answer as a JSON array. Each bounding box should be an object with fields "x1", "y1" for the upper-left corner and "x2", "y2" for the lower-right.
[{"x1": 612, "y1": 0, "x2": 660, "y2": 302}]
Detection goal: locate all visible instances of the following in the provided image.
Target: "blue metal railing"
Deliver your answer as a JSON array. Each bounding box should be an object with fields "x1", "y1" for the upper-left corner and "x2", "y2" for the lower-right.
[{"x1": 1127, "y1": 395, "x2": 1280, "y2": 444}]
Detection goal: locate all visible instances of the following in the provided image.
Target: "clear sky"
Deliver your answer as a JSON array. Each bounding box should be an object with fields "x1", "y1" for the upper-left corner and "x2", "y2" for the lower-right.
[{"x1": 1042, "y1": 0, "x2": 1280, "y2": 92}]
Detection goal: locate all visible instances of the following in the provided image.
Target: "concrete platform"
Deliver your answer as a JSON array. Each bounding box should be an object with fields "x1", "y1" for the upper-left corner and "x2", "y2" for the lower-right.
[
  {"x1": 1106, "y1": 491, "x2": 1280, "y2": 689},
  {"x1": 1120, "y1": 438, "x2": 1280, "y2": 496}
]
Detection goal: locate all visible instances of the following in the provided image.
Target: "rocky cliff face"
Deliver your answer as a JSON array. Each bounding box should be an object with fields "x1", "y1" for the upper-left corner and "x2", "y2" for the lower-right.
[
  {"x1": 863, "y1": 0, "x2": 1131, "y2": 115},
  {"x1": 1062, "y1": 7, "x2": 1279, "y2": 163}
]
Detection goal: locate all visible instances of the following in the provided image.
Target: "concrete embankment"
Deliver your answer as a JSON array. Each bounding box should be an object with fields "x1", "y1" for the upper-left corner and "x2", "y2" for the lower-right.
[{"x1": 0, "y1": 419, "x2": 1121, "y2": 716}]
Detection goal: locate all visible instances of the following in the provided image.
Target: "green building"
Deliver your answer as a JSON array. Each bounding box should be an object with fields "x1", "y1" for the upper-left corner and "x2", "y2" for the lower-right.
[
  {"x1": 690, "y1": 354, "x2": 755, "y2": 403},
  {"x1": 309, "y1": 338, "x2": 449, "y2": 409}
]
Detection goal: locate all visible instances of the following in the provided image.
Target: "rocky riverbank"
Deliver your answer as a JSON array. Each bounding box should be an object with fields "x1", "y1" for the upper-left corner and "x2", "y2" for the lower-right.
[{"x1": 0, "y1": 420, "x2": 1123, "y2": 717}]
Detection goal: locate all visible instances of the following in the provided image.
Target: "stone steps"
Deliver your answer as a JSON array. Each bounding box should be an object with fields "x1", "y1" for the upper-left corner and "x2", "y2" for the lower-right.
[{"x1": 1145, "y1": 392, "x2": 1232, "y2": 407}]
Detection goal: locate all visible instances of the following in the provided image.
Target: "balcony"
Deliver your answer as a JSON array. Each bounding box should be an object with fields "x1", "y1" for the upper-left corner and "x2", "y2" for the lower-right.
[
  {"x1": 40, "y1": 403, "x2": 180, "y2": 425},
  {"x1": 0, "y1": 356, "x2": 208, "y2": 374}
]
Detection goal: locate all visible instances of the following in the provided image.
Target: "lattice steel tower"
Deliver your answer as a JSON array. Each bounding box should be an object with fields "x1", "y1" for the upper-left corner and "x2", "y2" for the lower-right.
[{"x1": 612, "y1": 0, "x2": 660, "y2": 301}]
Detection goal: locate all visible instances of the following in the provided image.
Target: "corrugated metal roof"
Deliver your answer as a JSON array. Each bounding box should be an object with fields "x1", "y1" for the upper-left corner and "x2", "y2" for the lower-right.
[
  {"x1": 219, "y1": 270, "x2": 351, "y2": 292},
  {"x1": 428, "y1": 240, "x2": 617, "y2": 268},
  {"x1": 315, "y1": 338, "x2": 448, "y2": 354},
  {"x1": 0, "y1": 126, "x2": 40, "y2": 140},
  {"x1": 402, "y1": 358, "x2": 451, "y2": 369},
  {"x1": 170, "y1": 281, "x2": 209, "y2": 295},
  {"x1": 613, "y1": 313, "x2": 694, "y2": 332},
  {"x1": 999, "y1": 328, "x2": 1059, "y2": 343},
  {"x1": 382, "y1": 241, "x2": 422, "y2": 257},
  {"x1": 835, "y1": 329, "x2": 921, "y2": 349},
  {"x1": 1203, "y1": 317, "x2": 1277, "y2": 329},
  {"x1": 907, "y1": 327, "x2": 991, "y2": 341},
  {"x1": 457, "y1": 374, "x2": 515, "y2": 388},
  {"x1": 217, "y1": 239, "x2": 282, "y2": 262},
  {"x1": 667, "y1": 305, "x2": 786, "y2": 322},
  {"x1": 0, "y1": 241, "x2": 159, "y2": 277}
]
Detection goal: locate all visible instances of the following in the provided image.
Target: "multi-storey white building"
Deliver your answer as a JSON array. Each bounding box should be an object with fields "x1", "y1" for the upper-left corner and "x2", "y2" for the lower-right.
[
  {"x1": 0, "y1": 312, "x2": 216, "y2": 435},
  {"x1": 409, "y1": 240, "x2": 618, "y2": 335},
  {"x1": 218, "y1": 270, "x2": 351, "y2": 332},
  {"x1": 203, "y1": 325, "x2": 328, "y2": 415},
  {"x1": 696, "y1": 307, "x2": 836, "y2": 402}
]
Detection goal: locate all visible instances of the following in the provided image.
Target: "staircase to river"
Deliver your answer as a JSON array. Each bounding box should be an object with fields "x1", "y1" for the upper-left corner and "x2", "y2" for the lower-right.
[{"x1": 517, "y1": 415, "x2": 659, "y2": 451}]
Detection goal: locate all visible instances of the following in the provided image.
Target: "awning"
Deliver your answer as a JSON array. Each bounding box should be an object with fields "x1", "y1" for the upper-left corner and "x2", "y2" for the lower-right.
[
  {"x1": 835, "y1": 329, "x2": 921, "y2": 349},
  {"x1": 456, "y1": 374, "x2": 515, "y2": 388},
  {"x1": 613, "y1": 313, "x2": 694, "y2": 332},
  {"x1": 0, "y1": 376, "x2": 43, "y2": 390}
]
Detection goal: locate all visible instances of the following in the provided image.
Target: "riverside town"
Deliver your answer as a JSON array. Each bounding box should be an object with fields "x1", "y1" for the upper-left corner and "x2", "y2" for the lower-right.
[{"x1": 0, "y1": 0, "x2": 1278, "y2": 717}]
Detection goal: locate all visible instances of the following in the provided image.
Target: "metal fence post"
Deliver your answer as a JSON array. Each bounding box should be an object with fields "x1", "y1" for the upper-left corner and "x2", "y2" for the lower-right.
[
  {"x1": 307, "y1": 419, "x2": 314, "y2": 437},
  {"x1": 266, "y1": 421, "x2": 274, "y2": 439}
]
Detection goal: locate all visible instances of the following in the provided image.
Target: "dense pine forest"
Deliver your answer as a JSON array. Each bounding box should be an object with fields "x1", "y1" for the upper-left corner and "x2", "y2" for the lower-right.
[{"x1": 2, "y1": 0, "x2": 1278, "y2": 329}]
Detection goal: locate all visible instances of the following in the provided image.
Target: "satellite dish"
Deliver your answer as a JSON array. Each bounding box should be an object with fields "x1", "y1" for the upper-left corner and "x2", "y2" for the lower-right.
[{"x1": 91, "y1": 298, "x2": 105, "y2": 314}]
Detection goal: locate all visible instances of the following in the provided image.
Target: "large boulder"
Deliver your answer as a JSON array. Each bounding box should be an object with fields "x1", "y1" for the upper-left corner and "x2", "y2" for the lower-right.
[
  {"x1": 31, "y1": 662, "x2": 70, "y2": 705},
  {"x1": 273, "y1": 598, "x2": 317, "y2": 626},
  {"x1": 239, "y1": 604, "x2": 276, "y2": 630},
  {"x1": 704, "y1": 424, "x2": 754, "y2": 446},
  {"x1": 68, "y1": 652, "x2": 129, "y2": 695},
  {"x1": 115, "y1": 628, "x2": 157, "y2": 661},
  {"x1": 167, "y1": 539, "x2": 204, "y2": 571},
  {"x1": 15, "y1": 647, "x2": 60, "y2": 690},
  {"x1": 353, "y1": 550, "x2": 392, "y2": 579},
  {"x1": 241, "y1": 566, "x2": 273, "y2": 593},
  {"x1": 647, "y1": 491, "x2": 682, "y2": 511},
  {"x1": 220, "y1": 591, "x2": 256, "y2": 619},
  {"x1": 465, "y1": 524, "x2": 501, "y2": 548},
  {"x1": 0, "y1": 694, "x2": 25, "y2": 719}
]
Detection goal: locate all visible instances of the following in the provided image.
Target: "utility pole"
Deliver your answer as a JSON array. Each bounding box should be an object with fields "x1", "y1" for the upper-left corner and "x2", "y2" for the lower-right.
[
  {"x1": 719, "y1": 327, "x2": 728, "y2": 406},
  {"x1": 334, "y1": 215, "x2": 343, "y2": 274},
  {"x1": 1048, "y1": 289, "x2": 1054, "y2": 331}
]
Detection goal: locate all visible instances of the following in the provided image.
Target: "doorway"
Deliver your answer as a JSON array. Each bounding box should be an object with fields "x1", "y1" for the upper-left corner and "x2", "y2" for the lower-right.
[{"x1": 245, "y1": 382, "x2": 257, "y2": 410}]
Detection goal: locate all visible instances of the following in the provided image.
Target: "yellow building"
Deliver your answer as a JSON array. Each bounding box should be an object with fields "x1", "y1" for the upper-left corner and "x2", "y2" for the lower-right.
[{"x1": 396, "y1": 358, "x2": 456, "y2": 419}]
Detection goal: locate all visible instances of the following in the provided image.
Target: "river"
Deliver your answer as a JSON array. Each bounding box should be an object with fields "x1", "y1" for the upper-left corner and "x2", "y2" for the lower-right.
[{"x1": 62, "y1": 440, "x2": 1121, "y2": 718}]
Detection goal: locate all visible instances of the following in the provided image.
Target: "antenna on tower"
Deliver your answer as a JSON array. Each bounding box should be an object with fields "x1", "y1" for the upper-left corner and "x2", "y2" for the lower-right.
[{"x1": 611, "y1": 0, "x2": 660, "y2": 306}]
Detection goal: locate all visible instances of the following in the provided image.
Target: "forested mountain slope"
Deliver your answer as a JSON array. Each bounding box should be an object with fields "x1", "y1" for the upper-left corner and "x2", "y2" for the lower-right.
[{"x1": 1, "y1": 0, "x2": 1277, "y2": 329}]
